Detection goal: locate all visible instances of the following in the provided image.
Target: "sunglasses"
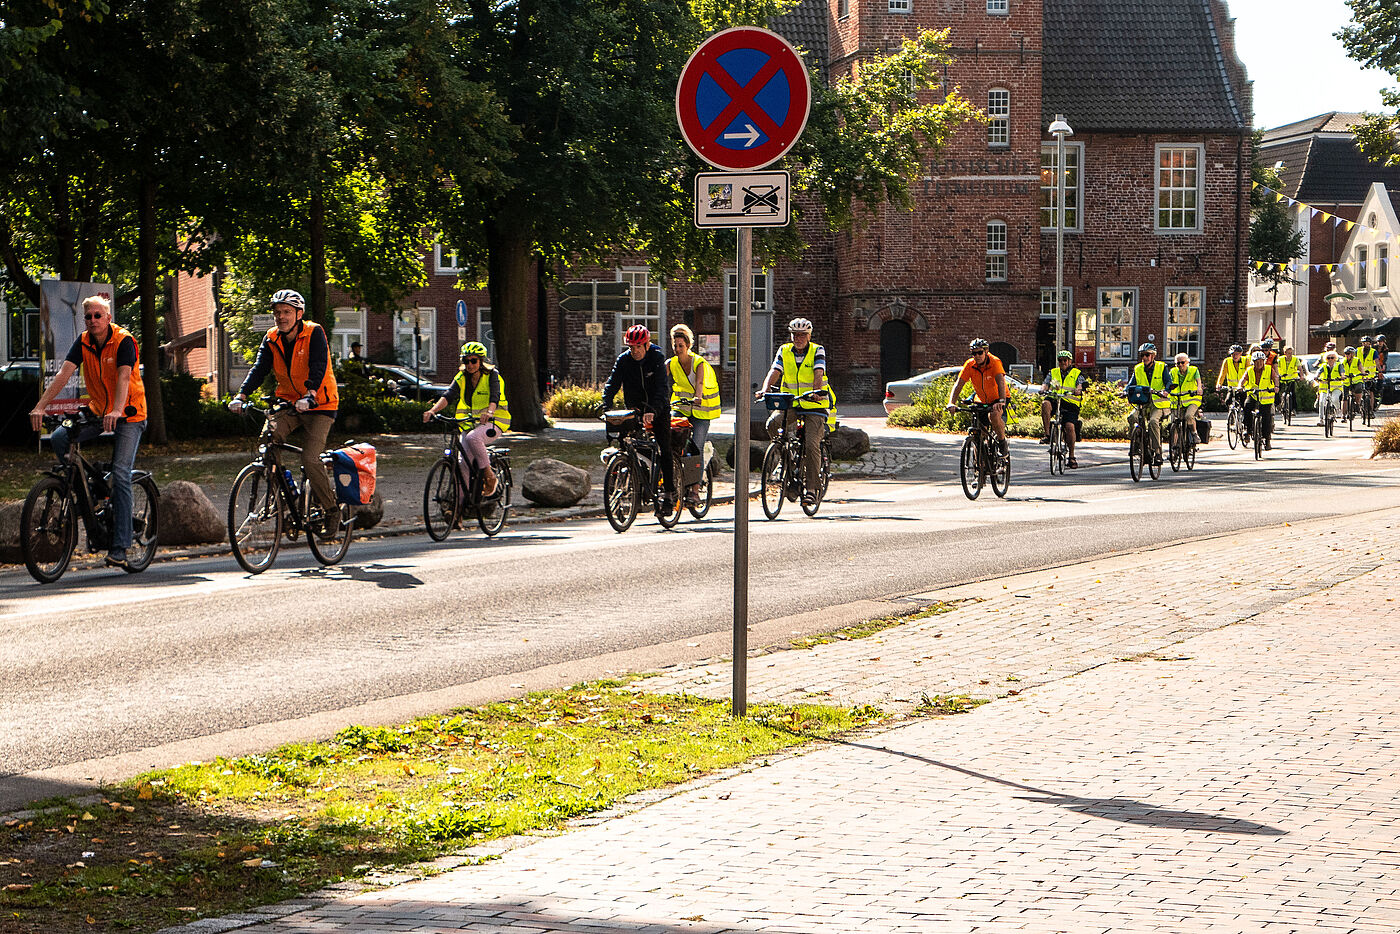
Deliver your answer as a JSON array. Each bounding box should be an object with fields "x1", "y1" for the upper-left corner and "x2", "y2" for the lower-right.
[
  {"x1": 84, "y1": 313, "x2": 105, "y2": 321},
  {"x1": 463, "y1": 356, "x2": 481, "y2": 363},
  {"x1": 972, "y1": 349, "x2": 987, "y2": 356}
]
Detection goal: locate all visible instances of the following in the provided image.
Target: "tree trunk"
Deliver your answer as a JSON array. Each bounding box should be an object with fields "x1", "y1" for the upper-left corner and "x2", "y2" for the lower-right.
[
  {"x1": 137, "y1": 174, "x2": 167, "y2": 445},
  {"x1": 486, "y1": 212, "x2": 545, "y2": 431},
  {"x1": 310, "y1": 178, "x2": 327, "y2": 325}
]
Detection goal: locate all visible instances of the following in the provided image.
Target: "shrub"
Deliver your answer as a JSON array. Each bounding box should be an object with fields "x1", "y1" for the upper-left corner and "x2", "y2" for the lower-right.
[
  {"x1": 544, "y1": 381, "x2": 604, "y2": 419},
  {"x1": 1373, "y1": 417, "x2": 1400, "y2": 455},
  {"x1": 1077, "y1": 380, "x2": 1130, "y2": 420},
  {"x1": 889, "y1": 375, "x2": 1127, "y2": 440},
  {"x1": 159, "y1": 371, "x2": 207, "y2": 440}
]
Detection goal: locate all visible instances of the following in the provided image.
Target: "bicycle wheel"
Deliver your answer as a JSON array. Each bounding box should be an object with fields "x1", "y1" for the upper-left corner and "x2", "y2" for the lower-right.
[
  {"x1": 602, "y1": 451, "x2": 639, "y2": 533},
  {"x1": 1283, "y1": 392, "x2": 1293, "y2": 427},
  {"x1": 477, "y1": 458, "x2": 511, "y2": 536},
  {"x1": 1226, "y1": 408, "x2": 1240, "y2": 450},
  {"x1": 1185, "y1": 432, "x2": 1196, "y2": 470},
  {"x1": 1324, "y1": 404, "x2": 1334, "y2": 438},
  {"x1": 1253, "y1": 415, "x2": 1263, "y2": 460},
  {"x1": 688, "y1": 461, "x2": 715, "y2": 519},
  {"x1": 959, "y1": 435, "x2": 982, "y2": 500},
  {"x1": 801, "y1": 460, "x2": 828, "y2": 517},
  {"x1": 760, "y1": 443, "x2": 786, "y2": 519},
  {"x1": 1127, "y1": 427, "x2": 1142, "y2": 482},
  {"x1": 228, "y1": 463, "x2": 282, "y2": 574},
  {"x1": 1147, "y1": 429, "x2": 1161, "y2": 479},
  {"x1": 1168, "y1": 423, "x2": 1181, "y2": 472},
  {"x1": 123, "y1": 475, "x2": 161, "y2": 573},
  {"x1": 1347, "y1": 395, "x2": 1355, "y2": 431},
  {"x1": 1364, "y1": 391, "x2": 1374, "y2": 426},
  {"x1": 20, "y1": 475, "x2": 78, "y2": 584},
  {"x1": 423, "y1": 458, "x2": 460, "y2": 541},
  {"x1": 308, "y1": 499, "x2": 353, "y2": 566},
  {"x1": 1049, "y1": 428, "x2": 1064, "y2": 475},
  {"x1": 990, "y1": 442, "x2": 1011, "y2": 498}
]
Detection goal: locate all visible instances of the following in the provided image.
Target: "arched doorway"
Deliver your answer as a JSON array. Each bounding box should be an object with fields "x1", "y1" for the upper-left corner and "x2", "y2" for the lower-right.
[
  {"x1": 990, "y1": 341, "x2": 1017, "y2": 365},
  {"x1": 880, "y1": 319, "x2": 912, "y2": 391}
]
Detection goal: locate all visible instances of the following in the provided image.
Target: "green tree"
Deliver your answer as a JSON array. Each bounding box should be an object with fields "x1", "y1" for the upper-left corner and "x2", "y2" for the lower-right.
[
  {"x1": 1339, "y1": 2, "x2": 1400, "y2": 166},
  {"x1": 1249, "y1": 151, "x2": 1304, "y2": 329}
]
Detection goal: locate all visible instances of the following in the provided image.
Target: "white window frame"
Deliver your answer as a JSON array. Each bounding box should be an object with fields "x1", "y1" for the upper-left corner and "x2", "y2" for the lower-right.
[
  {"x1": 1040, "y1": 141, "x2": 1084, "y2": 232},
  {"x1": 1097, "y1": 288, "x2": 1137, "y2": 361},
  {"x1": 1154, "y1": 143, "x2": 1204, "y2": 233},
  {"x1": 1040, "y1": 288, "x2": 1071, "y2": 319},
  {"x1": 838, "y1": 0, "x2": 849, "y2": 17},
  {"x1": 986, "y1": 0, "x2": 1008, "y2": 13},
  {"x1": 1164, "y1": 287, "x2": 1204, "y2": 362},
  {"x1": 1359, "y1": 245, "x2": 1369, "y2": 291},
  {"x1": 434, "y1": 245, "x2": 465, "y2": 275},
  {"x1": 1380, "y1": 244, "x2": 1390, "y2": 290},
  {"x1": 331, "y1": 307, "x2": 367, "y2": 361},
  {"x1": 987, "y1": 89, "x2": 1010, "y2": 148},
  {"x1": 618, "y1": 267, "x2": 664, "y2": 346},
  {"x1": 726, "y1": 268, "x2": 772, "y2": 366},
  {"x1": 394, "y1": 306, "x2": 437, "y2": 373},
  {"x1": 888, "y1": 0, "x2": 911, "y2": 12},
  {"x1": 985, "y1": 220, "x2": 1008, "y2": 282}
]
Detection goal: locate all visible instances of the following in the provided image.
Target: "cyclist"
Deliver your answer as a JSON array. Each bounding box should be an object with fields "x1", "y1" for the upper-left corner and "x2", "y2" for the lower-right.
[
  {"x1": 667, "y1": 324, "x2": 720, "y2": 507},
  {"x1": 422, "y1": 341, "x2": 509, "y2": 497},
  {"x1": 1040, "y1": 350, "x2": 1084, "y2": 468},
  {"x1": 604, "y1": 324, "x2": 675, "y2": 511},
  {"x1": 1276, "y1": 345, "x2": 1301, "y2": 421},
  {"x1": 1215, "y1": 343, "x2": 1248, "y2": 410},
  {"x1": 228, "y1": 289, "x2": 340, "y2": 529},
  {"x1": 1260, "y1": 337, "x2": 1280, "y2": 378},
  {"x1": 1377, "y1": 334, "x2": 1389, "y2": 379},
  {"x1": 1342, "y1": 345, "x2": 1366, "y2": 416},
  {"x1": 1167, "y1": 352, "x2": 1203, "y2": 450},
  {"x1": 1359, "y1": 335, "x2": 1381, "y2": 408},
  {"x1": 1239, "y1": 349, "x2": 1276, "y2": 450},
  {"x1": 946, "y1": 338, "x2": 1009, "y2": 452},
  {"x1": 1313, "y1": 349, "x2": 1347, "y2": 426},
  {"x1": 755, "y1": 317, "x2": 831, "y2": 508},
  {"x1": 1127, "y1": 342, "x2": 1171, "y2": 466},
  {"x1": 27, "y1": 294, "x2": 147, "y2": 570}
]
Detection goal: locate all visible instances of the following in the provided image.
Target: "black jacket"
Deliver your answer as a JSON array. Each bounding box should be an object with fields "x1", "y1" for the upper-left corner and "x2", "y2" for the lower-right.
[{"x1": 602, "y1": 345, "x2": 670, "y2": 414}]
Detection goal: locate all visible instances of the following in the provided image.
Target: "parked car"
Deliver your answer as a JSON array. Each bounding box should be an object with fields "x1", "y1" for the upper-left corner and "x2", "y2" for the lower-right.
[
  {"x1": 365, "y1": 363, "x2": 450, "y2": 399},
  {"x1": 1382, "y1": 353, "x2": 1400, "y2": 405},
  {"x1": 883, "y1": 366, "x2": 1041, "y2": 414},
  {"x1": 0, "y1": 360, "x2": 40, "y2": 385}
]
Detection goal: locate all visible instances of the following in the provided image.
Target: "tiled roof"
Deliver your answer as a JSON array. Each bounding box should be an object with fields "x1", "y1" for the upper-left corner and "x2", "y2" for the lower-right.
[
  {"x1": 1260, "y1": 133, "x2": 1400, "y2": 205},
  {"x1": 1263, "y1": 112, "x2": 1365, "y2": 144},
  {"x1": 1043, "y1": 0, "x2": 1249, "y2": 132},
  {"x1": 771, "y1": 0, "x2": 828, "y2": 76}
]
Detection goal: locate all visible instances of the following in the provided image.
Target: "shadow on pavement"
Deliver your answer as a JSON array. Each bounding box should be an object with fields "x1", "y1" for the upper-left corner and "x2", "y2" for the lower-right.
[
  {"x1": 294, "y1": 563, "x2": 424, "y2": 590},
  {"x1": 837, "y1": 737, "x2": 1286, "y2": 836}
]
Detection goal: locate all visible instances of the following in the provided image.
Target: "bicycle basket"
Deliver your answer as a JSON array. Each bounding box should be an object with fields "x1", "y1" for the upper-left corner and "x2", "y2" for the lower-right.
[
  {"x1": 1126, "y1": 385, "x2": 1153, "y2": 405},
  {"x1": 763, "y1": 392, "x2": 795, "y2": 411},
  {"x1": 603, "y1": 410, "x2": 638, "y2": 435}
]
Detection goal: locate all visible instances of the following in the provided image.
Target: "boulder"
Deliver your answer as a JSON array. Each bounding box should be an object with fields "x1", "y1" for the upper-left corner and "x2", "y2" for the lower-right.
[
  {"x1": 725, "y1": 441, "x2": 766, "y2": 471},
  {"x1": 158, "y1": 481, "x2": 226, "y2": 546},
  {"x1": 354, "y1": 489, "x2": 384, "y2": 530},
  {"x1": 521, "y1": 458, "x2": 591, "y2": 507},
  {"x1": 0, "y1": 500, "x2": 23, "y2": 564},
  {"x1": 828, "y1": 425, "x2": 871, "y2": 460}
]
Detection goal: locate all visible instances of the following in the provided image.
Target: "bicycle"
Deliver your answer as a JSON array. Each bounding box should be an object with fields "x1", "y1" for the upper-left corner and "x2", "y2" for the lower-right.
[
  {"x1": 956, "y1": 400, "x2": 1010, "y2": 500},
  {"x1": 1125, "y1": 387, "x2": 1164, "y2": 483},
  {"x1": 20, "y1": 410, "x2": 160, "y2": 583},
  {"x1": 1166, "y1": 400, "x2": 1197, "y2": 472},
  {"x1": 1319, "y1": 387, "x2": 1336, "y2": 438},
  {"x1": 759, "y1": 390, "x2": 833, "y2": 518},
  {"x1": 1044, "y1": 390, "x2": 1072, "y2": 476},
  {"x1": 1361, "y1": 377, "x2": 1377, "y2": 426},
  {"x1": 1277, "y1": 379, "x2": 1295, "y2": 427},
  {"x1": 1241, "y1": 388, "x2": 1267, "y2": 460},
  {"x1": 1221, "y1": 387, "x2": 1245, "y2": 451},
  {"x1": 423, "y1": 414, "x2": 512, "y2": 540},
  {"x1": 227, "y1": 401, "x2": 355, "y2": 573},
  {"x1": 670, "y1": 399, "x2": 717, "y2": 520},
  {"x1": 600, "y1": 408, "x2": 681, "y2": 532},
  {"x1": 1343, "y1": 386, "x2": 1357, "y2": 432}
]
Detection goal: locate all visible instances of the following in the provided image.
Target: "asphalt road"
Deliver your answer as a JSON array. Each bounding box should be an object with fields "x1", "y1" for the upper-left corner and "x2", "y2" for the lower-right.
[{"x1": 2, "y1": 415, "x2": 1397, "y2": 808}]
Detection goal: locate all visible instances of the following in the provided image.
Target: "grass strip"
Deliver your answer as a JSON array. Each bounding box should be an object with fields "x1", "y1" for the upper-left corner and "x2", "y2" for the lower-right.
[
  {"x1": 0, "y1": 680, "x2": 882, "y2": 934},
  {"x1": 788, "y1": 600, "x2": 959, "y2": 650}
]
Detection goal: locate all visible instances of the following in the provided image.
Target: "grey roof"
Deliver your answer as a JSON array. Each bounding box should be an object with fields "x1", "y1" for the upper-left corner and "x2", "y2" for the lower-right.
[
  {"x1": 1260, "y1": 129, "x2": 1400, "y2": 205},
  {"x1": 1263, "y1": 112, "x2": 1365, "y2": 144},
  {"x1": 771, "y1": 0, "x2": 828, "y2": 75},
  {"x1": 1043, "y1": 0, "x2": 1249, "y2": 132}
]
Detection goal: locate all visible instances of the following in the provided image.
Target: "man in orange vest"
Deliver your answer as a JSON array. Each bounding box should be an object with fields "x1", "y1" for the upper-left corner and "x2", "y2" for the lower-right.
[
  {"x1": 230, "y1": 289, "x2": 340, "y2": 525},
  {"x1": 29, "y1": 294, "x2": 148, "y2": 569}
]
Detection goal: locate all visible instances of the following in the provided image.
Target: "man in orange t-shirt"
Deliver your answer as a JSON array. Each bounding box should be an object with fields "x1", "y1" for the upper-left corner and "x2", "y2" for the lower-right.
[{"x1": 946, "y1": 338, "x2": 1009, "y2": 448}]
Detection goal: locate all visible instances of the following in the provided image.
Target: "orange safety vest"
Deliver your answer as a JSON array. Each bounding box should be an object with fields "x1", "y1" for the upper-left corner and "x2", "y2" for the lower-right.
[
  {"x1": 80, "y1": 324, "x2": 147, "y2": 422},
  {"x1": 263, "y1": 321, "x2": 339, "y2": 411}
]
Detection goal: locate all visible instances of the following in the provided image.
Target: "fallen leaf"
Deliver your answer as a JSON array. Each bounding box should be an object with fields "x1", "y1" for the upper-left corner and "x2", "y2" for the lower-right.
[{"x1": 242, "y1": 857, "x2": 263, "y2": 867}]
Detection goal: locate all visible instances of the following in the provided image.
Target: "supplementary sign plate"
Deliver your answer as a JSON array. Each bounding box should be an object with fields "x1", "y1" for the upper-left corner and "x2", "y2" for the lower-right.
[{"x1": 694, "y1": 171, "x2": 790, "y2": 228}]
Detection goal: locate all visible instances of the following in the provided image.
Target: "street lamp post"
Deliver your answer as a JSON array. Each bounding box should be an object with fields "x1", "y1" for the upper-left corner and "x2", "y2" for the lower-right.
[{"x1": 1049, "y1": 114, "x2": 1074, "y2": 357}]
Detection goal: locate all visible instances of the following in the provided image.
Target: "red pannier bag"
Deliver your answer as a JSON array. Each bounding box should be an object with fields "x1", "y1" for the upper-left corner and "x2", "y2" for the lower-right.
[{"x1": 330, "y1": 443, "x2": 377, "y2": 505}]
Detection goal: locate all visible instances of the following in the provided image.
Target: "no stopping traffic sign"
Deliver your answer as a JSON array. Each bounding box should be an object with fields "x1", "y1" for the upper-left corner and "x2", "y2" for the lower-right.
[{"x1": 676, "y1": 27, "x2": 811, "y2": 171}]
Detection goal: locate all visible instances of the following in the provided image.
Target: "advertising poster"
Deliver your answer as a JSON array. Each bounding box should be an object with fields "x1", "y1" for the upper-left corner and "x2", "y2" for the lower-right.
[
  {"x1": 40, "y1": 280, "x2": 115, "y2": 415},
  {"x1": 699, "y1": 333, "x2": 722, "y2": 366}
]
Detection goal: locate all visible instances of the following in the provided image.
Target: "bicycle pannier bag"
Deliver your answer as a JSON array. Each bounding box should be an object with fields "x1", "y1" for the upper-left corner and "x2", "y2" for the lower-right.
[
  {"x1": 680, "y1": 454, "x2": 703, "y2": 487},
  {"x1": 1196, "y1": 416, "x2": 1211, "y2": 444},
  {"x1": 330, "y1": 442, "x2": 377, "y2": 505},
  {"x1": 1125, "y1": 385, "x2": 1152, "y2": 405}
]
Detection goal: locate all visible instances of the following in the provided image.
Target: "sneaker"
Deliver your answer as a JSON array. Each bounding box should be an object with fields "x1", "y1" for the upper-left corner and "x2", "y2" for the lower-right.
[
  {"x1": 1264, "y1": 441, "x2": 1272, "y2": 450},
  {"x1": 1038, "y1": 435, "x2": 1050, "y2": 445},
  {"x1": 104, "y1": 551, "x2": 131, "y2": 571}
]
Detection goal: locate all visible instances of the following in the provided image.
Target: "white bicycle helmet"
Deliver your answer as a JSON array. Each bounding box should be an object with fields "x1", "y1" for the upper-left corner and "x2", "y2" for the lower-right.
[
  {"x1": 270, "y1": 289, "x2": 305, "y2": 310},
  {"x1": 788, "y1": 317, "x2": 813, "y2": 333}
]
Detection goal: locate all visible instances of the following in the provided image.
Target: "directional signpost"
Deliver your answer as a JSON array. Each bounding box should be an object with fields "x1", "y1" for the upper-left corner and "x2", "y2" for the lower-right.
[
  {"x1": 677, "y1": 27, "x2": 809, "y2": 717},
  {"x1": 560, "y1": 281, "x2": 631, "y2": 383}
]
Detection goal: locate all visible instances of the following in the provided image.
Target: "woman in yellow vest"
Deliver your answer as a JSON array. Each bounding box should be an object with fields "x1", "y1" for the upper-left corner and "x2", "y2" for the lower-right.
[
  {"x1": 1312, "y1": 349, "x2": 1347, "y2": 427},
  {"x1": 423, "y1": 341, "x2": 509, "y2": 496},
  {"x1": 1239, "y1": 350, "x2": 1276, "y2": 450},
  {"x1": 1127, "y1": 343, "x2": 1171, "y2": 466},
  {"x1": 1040, "y1": 350, "x2": 1085, "y2": 468},
  {"x1": 1215, "y1": 343, "x2": 1247, "y2": 411},
  {"x1": 667, "y1": 324, "x2": 720, "y2": 506},
  {"x1": 28, "y1": 294, "x2": 147, "y2": 569},
  {"x1": 1168, "y1": 352, "x2": 1203, "y2": 454}
]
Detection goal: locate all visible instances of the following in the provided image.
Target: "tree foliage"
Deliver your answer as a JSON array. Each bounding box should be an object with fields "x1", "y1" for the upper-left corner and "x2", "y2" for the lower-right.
[
  {"x1": 1249, "y1": 152, "x2": 1304, "y2": 297},
  {"x1": 1338, "y1": 2, "x2": 1400, "y2": 166}
]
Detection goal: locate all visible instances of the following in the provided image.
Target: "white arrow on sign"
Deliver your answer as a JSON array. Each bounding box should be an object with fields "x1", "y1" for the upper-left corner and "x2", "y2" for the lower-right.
[{"x1": 722, "y1": 124, "x2": 761, "y2": 148}]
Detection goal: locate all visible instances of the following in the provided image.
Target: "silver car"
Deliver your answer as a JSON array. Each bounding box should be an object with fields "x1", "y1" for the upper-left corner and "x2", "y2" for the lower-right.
[{"x1": 883, "y1": 366, "x2": 1041, "y2": 414}]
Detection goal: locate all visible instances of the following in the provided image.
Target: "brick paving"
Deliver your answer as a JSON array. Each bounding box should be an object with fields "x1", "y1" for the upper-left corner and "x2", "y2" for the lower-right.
[{"x1": 175, "y1": 511, "x2": 1400, "y2": 933}]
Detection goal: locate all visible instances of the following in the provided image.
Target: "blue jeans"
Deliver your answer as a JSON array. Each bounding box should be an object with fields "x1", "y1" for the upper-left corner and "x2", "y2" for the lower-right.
[{"x1": 50, "y1": 419, "x2": 147, "y2": 554}]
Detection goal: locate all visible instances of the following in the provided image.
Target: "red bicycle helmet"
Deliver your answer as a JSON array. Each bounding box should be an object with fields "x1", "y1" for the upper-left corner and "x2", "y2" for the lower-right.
[{"x1": 625, "y1": 324, "x2": 651, "y2": 346}]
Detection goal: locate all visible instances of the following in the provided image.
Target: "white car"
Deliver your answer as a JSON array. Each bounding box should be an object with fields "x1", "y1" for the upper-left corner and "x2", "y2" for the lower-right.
[{"x1": 884, "y1": 366, "x2": 1041, "y2": 415}]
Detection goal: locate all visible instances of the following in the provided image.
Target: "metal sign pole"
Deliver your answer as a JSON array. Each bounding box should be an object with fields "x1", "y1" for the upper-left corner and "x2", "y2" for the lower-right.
[
  {"x1": 591, "y1": 283, "x2": 599, "y2": 385},
  {"x1": 733, "y1": 226, "x2": 752, "y2": 718}
]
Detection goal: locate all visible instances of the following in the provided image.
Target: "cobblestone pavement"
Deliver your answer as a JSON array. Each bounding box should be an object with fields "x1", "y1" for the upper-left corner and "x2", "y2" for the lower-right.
[{"x1": 173, "y1": 511, "x2": 1400, "y2": 934}]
